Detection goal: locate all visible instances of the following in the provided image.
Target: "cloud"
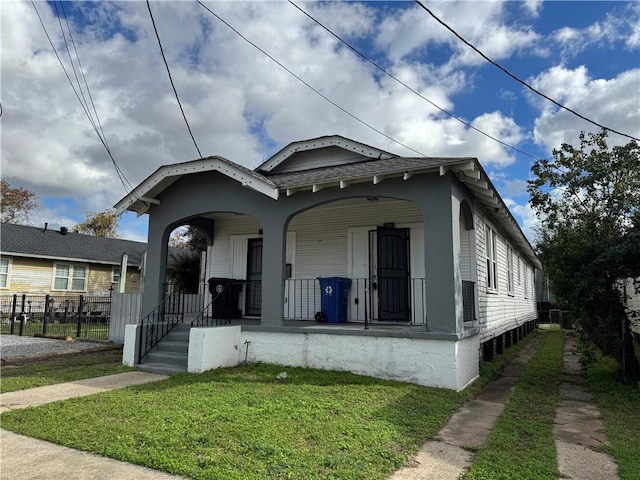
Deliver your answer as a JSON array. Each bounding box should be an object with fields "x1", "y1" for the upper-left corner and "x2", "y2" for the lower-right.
[
  {"x1": 523, "y1": 0, "x2": 543, "y2": 18},
  {"x1": 375, "y1": 1, "x2": 540, "y2": 67},
  {"x1": 551, "y1": 3, "x2": 640, "y2": 57},
  {"x1": 529, "y1": 66, "x2": 640, "y2": 152}
]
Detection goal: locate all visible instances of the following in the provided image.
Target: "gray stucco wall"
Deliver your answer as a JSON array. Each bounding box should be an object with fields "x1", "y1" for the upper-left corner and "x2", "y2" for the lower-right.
[{"x1": 142, "y1": 170, "x2": 462, "y2": 333}]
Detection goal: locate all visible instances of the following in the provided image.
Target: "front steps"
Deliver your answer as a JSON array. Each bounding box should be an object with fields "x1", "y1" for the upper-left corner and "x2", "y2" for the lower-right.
[{"x1": 136, "y1": 323, "x2": 190, "y2": 375}]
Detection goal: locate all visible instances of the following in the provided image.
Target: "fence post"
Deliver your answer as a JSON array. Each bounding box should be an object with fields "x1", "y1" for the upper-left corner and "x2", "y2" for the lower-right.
[
  {"x1": 43, "y1": 294, "x2": 51, "y2": 335},
  {"x1": 76, "y1": 295, "x2": 84, "y2": 338},
  {"x1": 10, "y1": 294, "x2": 17, "y2": 335},
  {"x1": 19, "y1": 294, "x2": 26, "y2": 336}
]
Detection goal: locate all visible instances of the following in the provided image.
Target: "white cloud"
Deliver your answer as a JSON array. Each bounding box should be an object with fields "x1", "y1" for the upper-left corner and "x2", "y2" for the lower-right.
[
  {"x1": 523, "y1": 0, "x2": 543, "y2": 18},
  {"x1": 530, "y1": 66, "x2": 640, "y2": 152},
  {"x1": 551, "y1": 3, "x2": 640, "y2": 57}
]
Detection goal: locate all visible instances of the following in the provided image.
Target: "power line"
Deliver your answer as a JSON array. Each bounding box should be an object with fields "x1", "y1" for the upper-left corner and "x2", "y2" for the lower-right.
[
  {"x1": 288, "y1": 0, "x2": 539, "y2": 161},
  {"x1": 30, "y1": 0, "x2": 135, "y2": 197},
  {"x1": 414, "y1": 0, "x2": 640, "y2": 143},
  {"x1": 146, "y1": 0, "x2": 202, "y2": 158},
  {"x1": 196, "y1": 0, "x2": 427, "y2": 157}
]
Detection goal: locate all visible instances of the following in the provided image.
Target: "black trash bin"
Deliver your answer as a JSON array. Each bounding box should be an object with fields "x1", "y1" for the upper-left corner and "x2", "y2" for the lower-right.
[
  {"x1": 207, "y1": 277, "x2": 242, "y2": 319},
  {"x1": 317, "y1": 277, "x2": 352, "y2": 323}
]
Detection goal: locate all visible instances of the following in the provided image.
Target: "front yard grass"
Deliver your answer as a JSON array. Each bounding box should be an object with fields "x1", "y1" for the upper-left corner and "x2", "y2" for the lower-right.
[
  {"x1": 584, "y1": 354, "x2": 640, "y2": 480},
  {"x1": 463, "y1": 329, "x2": 565, "y2": 480},
  {"x1": 0, "y1": 332, "x2": 535, "y2": 480},
  {"x1": 1, "y1": 349, "x2": 132, "y2": 393}
]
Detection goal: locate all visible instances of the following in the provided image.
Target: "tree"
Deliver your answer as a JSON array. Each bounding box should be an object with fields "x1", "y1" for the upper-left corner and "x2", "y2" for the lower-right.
[
  {"x1": 0, "y1": 180, "x2": 38, "y2": 224},
  {"x1": 166, "y1": 226, "x2": 209, "y2": 293},
  {"x1": 528, "y1": 130, "x2": 640, "y2": 383},
  {"x1": 72, "y1": 210, "x2": 120, "y2": 237}
]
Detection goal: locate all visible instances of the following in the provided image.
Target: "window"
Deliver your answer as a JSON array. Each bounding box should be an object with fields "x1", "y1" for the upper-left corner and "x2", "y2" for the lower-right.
[
  {"x1": 0, "y1": 257, "x2": 10, "y2": 288},
  {"x1": 112, "y1": 266, "x2": 121, "y2": 284},
  {"x1": 507, "y1": 246, "x2": 514, "y2": 295},
  {"x1": 517, "y1": 254, "x2": 521, "y2": 285},
  {"x1": 53, "y1": 263, "x2": 87, "y2": 291},
  {"x1": 485, "y1": 226, "x2": 497, "y2": 291},
  {"x1": 524, "y1": 265, "x2": 529, "y2": 299}
]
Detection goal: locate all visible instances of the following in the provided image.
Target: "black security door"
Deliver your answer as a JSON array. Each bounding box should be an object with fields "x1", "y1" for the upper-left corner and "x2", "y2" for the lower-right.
[
  {"x1": 245, "y1": 238, "x2": 263, "y2": 316},
  {"x1": 377, "y1": 227, "x2": 409, "y2": 321}
]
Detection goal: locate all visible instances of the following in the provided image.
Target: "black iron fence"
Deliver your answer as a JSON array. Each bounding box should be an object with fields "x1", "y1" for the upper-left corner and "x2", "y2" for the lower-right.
[
  {"x1": 0, "y1": 294, "x2": 112, "y2": 340},
  {"x1": 283, "y1": 277, "x2": 428, "y2": 324}
]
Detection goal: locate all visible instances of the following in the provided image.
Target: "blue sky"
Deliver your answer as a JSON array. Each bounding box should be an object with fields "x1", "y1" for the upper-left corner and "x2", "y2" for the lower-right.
[{"x1": 2, "y1": 1, "x2": 638, "y2": 242}]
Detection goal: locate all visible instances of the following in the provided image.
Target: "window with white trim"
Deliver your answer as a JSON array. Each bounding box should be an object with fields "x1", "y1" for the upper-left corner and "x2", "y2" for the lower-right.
[
  {"x1": 507, "y1": 246, "x2": 514, "y2": 295},
  {"x1": 0, "y1": 257, "x2": 10, "y2": 289},
  {"x1": 517, "y1": 253, "x2": 521, "y2": 285},
  {"x1": 112, "y1": 266, "x2": 121, "y2": 284},
  {"x1": 524, "y1": 265, "x2": 530, "y2": 299},
  {"x1": 485, "y1": 226, "x2": 498, "y2": 291},
  {"x1": 53, "y1": 263, "x2": 87, "y2": 291}
]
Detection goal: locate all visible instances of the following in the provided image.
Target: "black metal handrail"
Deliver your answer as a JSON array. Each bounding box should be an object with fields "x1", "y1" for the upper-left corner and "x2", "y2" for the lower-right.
[
  {"x1": 138, "y1": 288, "x2": 185, "y2": 363},
  {"x1": 191, "y1": 281, "x2": 239, "y2": 328}
]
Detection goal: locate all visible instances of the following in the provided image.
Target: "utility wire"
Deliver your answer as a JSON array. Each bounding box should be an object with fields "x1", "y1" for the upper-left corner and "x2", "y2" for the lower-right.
[
  {"x1": 146, "y1": 0, "x2": 202, "y2": 158},
  {"x1": 288, "y1": 0, "x2": 538, "y2": 161},
  {"x1": 196, "y1": 0, "x2": 427, "y2": 157},
  {"x1": 59, "y1": 1, "x2": 113, "y2": 159},
  {"x1": 414, "y1": 0, "x2": 640, "y2": 142},
  {"x1": 30, "y1": 0, "x2": 136, "y2": 197}
]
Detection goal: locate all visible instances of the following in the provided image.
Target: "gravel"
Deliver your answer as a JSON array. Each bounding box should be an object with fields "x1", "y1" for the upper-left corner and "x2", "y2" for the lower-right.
[{"x1": 0, "y1": 335, "x2": 113, "y2": 362}]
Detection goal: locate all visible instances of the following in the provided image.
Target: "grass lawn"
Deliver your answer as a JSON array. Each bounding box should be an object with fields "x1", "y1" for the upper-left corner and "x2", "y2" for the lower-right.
[
  {"x1": 1, "y1": 349, "x2": 132, "y2": 393},
  {"x1": 0, "y1": 332, "x2": 536, "y2": 480},
  {"x1": 0, "y1": 321, "x2": 110, "y2": 340},
  {"x1": 463, "y1": 329, "x2": 565, "y2": 480},
  {"x1": 584, "y1": 354, "x2": 640, "y2": 480}
]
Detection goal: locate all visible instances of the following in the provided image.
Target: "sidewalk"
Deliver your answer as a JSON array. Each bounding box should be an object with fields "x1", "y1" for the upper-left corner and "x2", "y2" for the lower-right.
[
  {"x1": 1, "y1": 371, "x2": 182, "y2": 480},
  {"x1": 0, "y1": 332, "x2": 621, "y2": 480},
  {"x1": 554, "y1": 335, "x2": 619, "y2": 480},
  {"x1": 389, "y1": 332, "x2": 544, "y2": 480}
]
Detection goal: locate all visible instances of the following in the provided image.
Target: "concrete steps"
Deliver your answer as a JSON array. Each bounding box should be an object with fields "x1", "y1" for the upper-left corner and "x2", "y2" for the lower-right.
[{"x1": 136, "y1": 323, "x2": 190, "y2": 375}]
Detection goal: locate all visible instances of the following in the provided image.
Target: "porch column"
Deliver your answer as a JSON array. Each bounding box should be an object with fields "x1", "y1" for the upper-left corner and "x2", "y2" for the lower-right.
[
  {"x1": 259, "y1": 218, "x2": 287, "y2": 327},
  {"x1": 420, "y1": 179, "x2": 459, "y2": 334},
  {"x1": 141, "y1": 214, "x2": 169, "y2": 318}
]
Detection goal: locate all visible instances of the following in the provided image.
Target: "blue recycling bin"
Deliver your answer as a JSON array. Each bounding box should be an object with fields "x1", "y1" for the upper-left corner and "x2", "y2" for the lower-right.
[{"x1": 317, "y1": 277, "x2": 352, "y2": 323}]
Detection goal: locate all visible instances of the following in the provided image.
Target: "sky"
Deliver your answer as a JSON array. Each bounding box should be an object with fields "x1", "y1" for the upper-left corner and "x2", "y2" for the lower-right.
[{"x1": 1, "y1": 0, "x2": 639, "y2": 243}]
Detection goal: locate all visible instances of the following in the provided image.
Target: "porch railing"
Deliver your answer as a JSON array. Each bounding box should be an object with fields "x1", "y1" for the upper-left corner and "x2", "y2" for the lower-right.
[
  {"x1": 283, "y1": 278, "x2": 427, "y2": 324},
  {"x1": 191, "y1": 281, "x2": 244, "y2": 328}
]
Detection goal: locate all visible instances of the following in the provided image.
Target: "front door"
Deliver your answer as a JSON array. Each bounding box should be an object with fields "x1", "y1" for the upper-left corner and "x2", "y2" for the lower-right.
[
  {"x1": 245, "y1": 238, "x2": 262, "y2": 316},
  {"x1": 374, "y1": 227, "x2": 409, "y2": 322}
]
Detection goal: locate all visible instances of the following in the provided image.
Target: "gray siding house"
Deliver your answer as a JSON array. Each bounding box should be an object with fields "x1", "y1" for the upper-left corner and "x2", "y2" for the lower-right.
[{"x1": 116, "y1": 135, "x2": 540, "y2": 390}]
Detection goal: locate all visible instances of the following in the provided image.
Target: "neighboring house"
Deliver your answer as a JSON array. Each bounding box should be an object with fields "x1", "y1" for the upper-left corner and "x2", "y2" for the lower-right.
[
  {"x1": 623, "y1": 277, "x2": 640, "y2": 337},
  {"x1": 116, "y1": 135, "x2": 541, "y2": 390},
  {"x1": 0, "y1": 223, "x2": 145, "y2": 296}
]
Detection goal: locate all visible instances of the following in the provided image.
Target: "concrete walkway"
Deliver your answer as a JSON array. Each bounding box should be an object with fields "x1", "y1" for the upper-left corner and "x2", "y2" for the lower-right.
[
  {"x1": 1, "y1": 371, "x2": 182, "y2": 480},
  {"x1": 554, "y1": 335, "x2": 619, "y2": 480},
  {"x1": 1, "y1": 371, "x2": 168, "y2": 413},
  {"x1": 389, "y1": 333, "x2": 544, "y2": 480},
  {"x1": 0, "y1": 332, "x2": 621, "y2": 480}
]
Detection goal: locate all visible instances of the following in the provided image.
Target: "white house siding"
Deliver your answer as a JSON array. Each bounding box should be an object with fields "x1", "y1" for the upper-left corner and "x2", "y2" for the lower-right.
[
  {"x1": 206, "y1": 199, "x2": 425, "y2": 319},
  {"x1": 475, "y1": 210, "x2": 537, "y2": 341}
]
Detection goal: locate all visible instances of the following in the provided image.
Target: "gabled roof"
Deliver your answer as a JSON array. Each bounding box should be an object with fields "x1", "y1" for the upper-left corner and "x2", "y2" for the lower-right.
[
  {"x1": 115, "y1": 156, "x2": 279, "y2": 216},
  {"x1": 113, "y1": 135, "x2": 539, "y2": 268},
  {"x1": 0, "y1": 223, "x2": 146, "y2": 266},
  {"x1": 256, "y1": 135, "x2": 397, "y2": 173}
]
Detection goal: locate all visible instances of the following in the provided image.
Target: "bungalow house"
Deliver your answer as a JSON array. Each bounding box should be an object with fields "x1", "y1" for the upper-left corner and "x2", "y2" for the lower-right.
[
  {"x1": 0, "y1": 223, "x2": 145, "y2": 297},
  {"x1": 116, "y1": 135, "x2": 540, "y2": 390}
]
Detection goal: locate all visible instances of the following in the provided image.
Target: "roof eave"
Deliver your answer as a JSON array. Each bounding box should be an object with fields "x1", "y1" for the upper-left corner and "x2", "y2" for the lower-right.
[{"x1": 114, "y1": 157, "x2": 279, "y2": 216}]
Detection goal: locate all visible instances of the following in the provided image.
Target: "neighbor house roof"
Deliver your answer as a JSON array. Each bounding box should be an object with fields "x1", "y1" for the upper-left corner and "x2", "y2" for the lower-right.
[{"x1": 0, "y1": 223, "x2": 146, "y2": 266}]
